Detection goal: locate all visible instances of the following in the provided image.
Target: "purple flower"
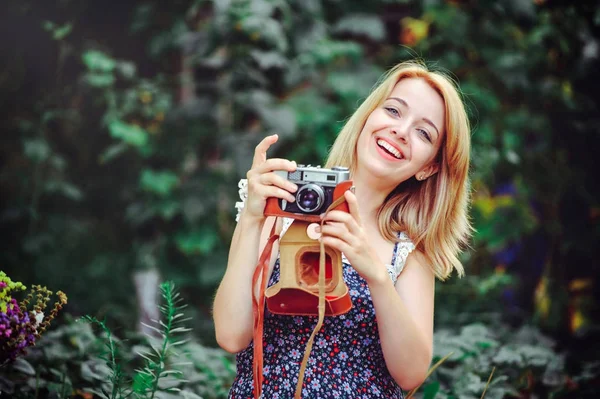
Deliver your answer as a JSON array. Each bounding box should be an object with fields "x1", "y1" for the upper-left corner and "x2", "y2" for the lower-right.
[{"x1": 0, "y1": 299, "x2": 37, "y2": 362}]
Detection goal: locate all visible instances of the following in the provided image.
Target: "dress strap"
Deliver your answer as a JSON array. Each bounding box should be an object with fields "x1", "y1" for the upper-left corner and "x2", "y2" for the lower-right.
[
  {"x1": 387, "y1": 232, "x2": 415, "y2": 282},
  {"x1": 234, "y1": 179, "x2": 249, "y2": 222}
]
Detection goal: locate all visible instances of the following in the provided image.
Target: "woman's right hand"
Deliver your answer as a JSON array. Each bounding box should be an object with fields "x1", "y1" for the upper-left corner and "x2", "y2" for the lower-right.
[{"x1": 243, "y1": 134, "x2": 298, "y2": 221}]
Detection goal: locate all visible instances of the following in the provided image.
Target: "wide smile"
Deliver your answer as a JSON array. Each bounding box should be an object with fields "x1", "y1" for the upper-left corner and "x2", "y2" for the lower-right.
[{"x1": 374, "y1": 137, "x2": 404, "y2": 161}]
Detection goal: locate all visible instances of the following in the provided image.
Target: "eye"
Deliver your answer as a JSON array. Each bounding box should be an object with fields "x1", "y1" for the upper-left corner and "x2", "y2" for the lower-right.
[
  {"x1": 417, "y1": 128, "x2": 432, "y2": 142},
  {"x1": 384, "y1": 107, "x2": 401, "y2": 117}
]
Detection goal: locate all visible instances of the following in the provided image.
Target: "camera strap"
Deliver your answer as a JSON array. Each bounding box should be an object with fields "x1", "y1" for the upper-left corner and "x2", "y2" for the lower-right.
[
  {"x1": 251, "y1": 193, "x2": 349, "y2": 399},
  {"x1": 251, "y1": 220, "x2": 279, "y2": 399}
]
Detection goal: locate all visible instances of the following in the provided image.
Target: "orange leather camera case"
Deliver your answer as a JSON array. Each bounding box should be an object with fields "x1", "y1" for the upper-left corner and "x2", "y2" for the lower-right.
[{"x1": 264, "y1": 180, "x2": 353, "y2": 222}]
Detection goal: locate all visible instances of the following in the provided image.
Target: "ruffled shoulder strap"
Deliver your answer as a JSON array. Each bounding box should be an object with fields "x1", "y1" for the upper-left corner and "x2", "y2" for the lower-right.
[
  {"x1": 387, "y1": 232, "x2": 416, "y2": 282},
  {"x1": 235, "y1": 178, "x2": 294, "y2": 233},
  {"x1": 234, "y1": 179, "x2": 249, "y2": 223}
]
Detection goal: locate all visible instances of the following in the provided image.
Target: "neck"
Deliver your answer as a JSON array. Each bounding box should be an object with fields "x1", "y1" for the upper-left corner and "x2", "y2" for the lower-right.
[{"x1": 351, "y1": 170, "x2": 396, "y2": 227}]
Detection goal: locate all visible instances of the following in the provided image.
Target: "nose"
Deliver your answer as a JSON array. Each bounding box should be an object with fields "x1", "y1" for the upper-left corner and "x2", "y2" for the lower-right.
[{"x1": 391, "y1": 122, "x2": 409, "y2": 143}]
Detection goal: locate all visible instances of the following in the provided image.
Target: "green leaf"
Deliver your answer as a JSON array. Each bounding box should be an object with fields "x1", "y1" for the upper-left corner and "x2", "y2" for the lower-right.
[
  {"x1": 108, "y1": 120, "x2": 149, "y2": 147},
  {"x1": 132, "y1": 371, "x2": 153, "y2": 394},
  {"x1": 99, "y1": 142, "x2": 129, "y2": 164},
  {"x1": 12, "y1": 358, "x2": 35, "y2": 376},
  {"x1": 156, "y1": 199, "x2": 181, "y2": 220},
  {"x1": 333, "y1": 14, "x2": 386, "y2": 42},
  {"x1": 175, "y1": 227, "x2": 218, "y2": 255},
  {"x1": 80, "y1": 360, "x2": 111, "y2": 381},
  {"x1": 42, "y1": 21, "x2": 56, "y2": 31},
  {"x1": 493, "y1": 346, "x2": 523, "y2": 366},
  {"x1": 422, "y1": 381, "x2": 440, "y2": 399},
  {"x1": 53, "y1": 23, "x2": 72, "y2": 40},
  {"x1": 23, "y1": 138, "x2": 51, "y2": 163},
  {"x1": 44, "y1": 181, "x2": 84, "y2": 201},
  {"x1": 309, "y1": 40, "x2": 363, "y2": 65},
  {"x1": 82, "y1": 50, "x2": 116, "y2": 72},
  {"x1": 140, "y1": 169, "x2": 179, "y2": 197},
  {"x1": 85, "y1": 72, "x2": 116, "y2": 88},
  {"x1": 250, "y1": 50, "x2": 288, "y2": 69},
  {"x1": 117, "y1": 61, "x2": 137, "y2": 79}
]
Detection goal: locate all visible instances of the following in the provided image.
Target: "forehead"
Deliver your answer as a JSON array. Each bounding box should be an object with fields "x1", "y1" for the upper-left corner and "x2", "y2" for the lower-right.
[{"x1": 386, "y1": 77, "x2": 445, "y2": 132}]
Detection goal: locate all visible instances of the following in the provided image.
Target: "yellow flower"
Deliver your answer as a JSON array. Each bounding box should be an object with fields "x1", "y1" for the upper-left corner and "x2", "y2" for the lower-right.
[
  {"x1": 399, "y1": 18, "x2": 429, "y2": 46},
  {"x1": 570, "y1": 309, "x2": 584, "y2": 333}
]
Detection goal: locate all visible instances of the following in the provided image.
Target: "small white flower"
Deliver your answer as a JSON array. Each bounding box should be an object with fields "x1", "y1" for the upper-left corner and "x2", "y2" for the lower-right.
[{"x1": 33, "y1": 311, "x2": 44, "y2": 327}]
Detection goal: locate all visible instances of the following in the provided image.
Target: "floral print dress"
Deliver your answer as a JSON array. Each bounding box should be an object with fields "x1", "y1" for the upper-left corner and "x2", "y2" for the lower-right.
[{"x1": 229, "y1": 179, "x2": 415, "y2": 399}]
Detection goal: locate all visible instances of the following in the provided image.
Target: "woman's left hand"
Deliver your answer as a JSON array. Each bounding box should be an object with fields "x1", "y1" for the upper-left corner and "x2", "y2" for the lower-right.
[{"x1": 319, "y1": 190, "x2": 388, "y2": 284}]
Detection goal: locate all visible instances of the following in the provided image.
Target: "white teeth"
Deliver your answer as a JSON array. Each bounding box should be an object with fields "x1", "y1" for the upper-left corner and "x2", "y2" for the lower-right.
[{"x1": 377, "y1": 139, "x2": 402, "y2": 159}]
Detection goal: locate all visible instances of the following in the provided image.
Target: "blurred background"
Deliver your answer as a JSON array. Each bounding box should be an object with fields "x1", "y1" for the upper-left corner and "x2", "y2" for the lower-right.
[{"x1": 1, "y1": 0, "x2": 599, "y2": 397}]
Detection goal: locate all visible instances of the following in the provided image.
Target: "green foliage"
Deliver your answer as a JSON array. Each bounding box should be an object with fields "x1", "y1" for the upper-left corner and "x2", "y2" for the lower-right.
[
  {"x1": 0, "y1": 283, "x2": 235, "y2": 398},
  {"x1": 132, "y1": 282, "x2": 191, "y2": 398},
  {"x1": 80, "y1": 316, "x2": 130, "y2": 399},
  {"x1": 428, "y1": 323, "x2": 567, "y2": 399},
  {"x1": 0, "y1": 0, "x2": 599, "y2": 396}
]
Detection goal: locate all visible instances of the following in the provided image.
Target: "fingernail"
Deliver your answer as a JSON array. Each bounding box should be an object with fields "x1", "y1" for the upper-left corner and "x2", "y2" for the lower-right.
[
  {"x1": 314, "y1": 226, "x2": 321, "y2": 233},
  {"x1": 319, "y1": 213, "x2": 324, "y2": 220}
]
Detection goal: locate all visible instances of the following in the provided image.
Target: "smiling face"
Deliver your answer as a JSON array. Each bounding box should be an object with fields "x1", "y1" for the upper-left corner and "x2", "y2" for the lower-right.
[{"x1": 355, "y1": 77, "x2": 445, "y2": 189}]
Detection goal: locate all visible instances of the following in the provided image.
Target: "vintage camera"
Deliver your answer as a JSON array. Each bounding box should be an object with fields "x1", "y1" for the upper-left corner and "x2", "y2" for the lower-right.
[{"x1": 264, "y1": 165, "x2": 351, "y2": 221}]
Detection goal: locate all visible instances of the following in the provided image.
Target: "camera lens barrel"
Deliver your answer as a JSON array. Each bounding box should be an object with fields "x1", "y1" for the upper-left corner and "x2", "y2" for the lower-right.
[{"x1": 296, "y1": 183, "x2": 325, "y2": 213}]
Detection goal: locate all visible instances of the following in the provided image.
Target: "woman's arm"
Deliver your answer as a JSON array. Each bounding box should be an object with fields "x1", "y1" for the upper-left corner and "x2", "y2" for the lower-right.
[
  {"x1": 367, "y1": 251, "x2": 435, "y2": 390},
  {"x1": 213, "y1": 213, "x2": 279, "y2": 353},
  {"x1": 319, "y1": 190, "x2": 434, "y2": 389},
  {"x1": 212, "y1": 134, "x2": 297, "y2": 354}
]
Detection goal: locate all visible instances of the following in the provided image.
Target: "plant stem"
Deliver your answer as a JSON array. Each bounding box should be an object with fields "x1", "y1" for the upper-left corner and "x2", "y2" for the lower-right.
[
  {"x1": 480, "y1": 367, "x2": 496, "y2": 399},
  {"x1": 149, "y1": 284, "x2": 175, "y2": 399}
]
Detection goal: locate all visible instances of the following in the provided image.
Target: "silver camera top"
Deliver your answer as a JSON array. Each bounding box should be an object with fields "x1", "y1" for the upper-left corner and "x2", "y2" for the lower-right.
[{"x1": 275, "y1": 165, "x2": 350, "y2": 187}]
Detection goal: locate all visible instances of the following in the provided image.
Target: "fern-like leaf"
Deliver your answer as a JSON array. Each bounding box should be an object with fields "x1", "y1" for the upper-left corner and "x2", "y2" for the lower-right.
[
  {"x1": 133, "y1": 281, "x2": 190, "y2": 399},
  {"x1": 80, "y1": 315, "x2": 132, "y2": 399}
]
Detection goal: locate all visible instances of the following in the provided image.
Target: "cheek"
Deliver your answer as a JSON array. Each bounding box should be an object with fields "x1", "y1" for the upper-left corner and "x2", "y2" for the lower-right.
[
  {"x1": 357, "y1": 127, "x2": 371, "y2": 146},
  {"x1": 413, "y1": 141, "x2": 437, "y2": 163}
]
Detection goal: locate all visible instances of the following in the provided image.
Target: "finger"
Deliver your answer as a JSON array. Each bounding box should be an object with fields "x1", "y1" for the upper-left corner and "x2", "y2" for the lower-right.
[
  {"x1": 260, "y1": 172, "x2": 298, "y2": 194},
  {"x1": 251, "y1": 134, "x2": 278, "y2": 168},
  {"x1": 321, "y1": 210, "x2": 351, "y2": 222},
  {"x1": 344, "y1": 190, "x2": 362, "y2": 225},
  {"x1": 320, "y1": 236, "x2": 350, "y2": 255},
  {"x1": 255, "y1": 158, "x2": 297, "y2": 174},
  {"x1": 256, "y1": 185, "x2": 296, "y2": 203},
  {"x1": 321, "y1": 210, "x2": 358, "y2": 232},
  {"x1": 320, "y1": 223, "x2": 354, "y2": 245}
]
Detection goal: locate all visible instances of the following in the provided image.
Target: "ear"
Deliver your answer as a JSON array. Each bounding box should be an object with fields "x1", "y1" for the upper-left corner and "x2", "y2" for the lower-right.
[{"x1": 417, "y1": 163, "x2": 439, "y2": 181}]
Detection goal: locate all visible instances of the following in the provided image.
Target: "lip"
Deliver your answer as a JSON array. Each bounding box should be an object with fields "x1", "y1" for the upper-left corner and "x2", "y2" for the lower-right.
[{"x1": 374, "y1": 136, "x2": 405, "y2": 161}]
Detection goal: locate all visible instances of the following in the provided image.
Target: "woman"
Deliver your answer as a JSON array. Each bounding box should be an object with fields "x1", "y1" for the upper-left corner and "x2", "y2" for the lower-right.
[{"x1": 213, "y1": 60, "x2": 472, "y2": 398}]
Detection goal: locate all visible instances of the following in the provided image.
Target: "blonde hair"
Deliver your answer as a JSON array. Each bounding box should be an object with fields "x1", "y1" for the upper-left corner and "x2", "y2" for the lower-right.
[{"x1": 325, "y1": 60, "x2": 472, "y2": 280}]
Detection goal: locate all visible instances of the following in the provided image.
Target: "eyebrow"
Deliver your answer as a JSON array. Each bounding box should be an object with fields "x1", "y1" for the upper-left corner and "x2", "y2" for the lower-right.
[{"x1": 388, "y1": 97, "x2": 441, "y2": 138}]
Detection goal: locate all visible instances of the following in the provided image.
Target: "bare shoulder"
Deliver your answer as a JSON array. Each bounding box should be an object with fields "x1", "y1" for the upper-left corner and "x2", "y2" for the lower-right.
[
  {"x1": 394, "y1": 249, "x2": 435, "y2": 339},
  {"x1": 395, "y1": 249, "x2": 435, "y2": 291}
]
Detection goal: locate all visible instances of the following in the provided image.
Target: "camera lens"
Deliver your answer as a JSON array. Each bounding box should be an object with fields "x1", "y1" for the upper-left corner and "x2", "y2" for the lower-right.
[{"x1": 296, "y1": 184, "x2": 324, "y2": 213}]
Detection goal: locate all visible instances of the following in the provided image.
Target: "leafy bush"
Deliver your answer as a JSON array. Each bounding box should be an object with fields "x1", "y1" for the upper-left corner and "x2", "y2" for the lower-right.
[{"x1": 0, "y1": 282, "x2": 235, "y2": 398}]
